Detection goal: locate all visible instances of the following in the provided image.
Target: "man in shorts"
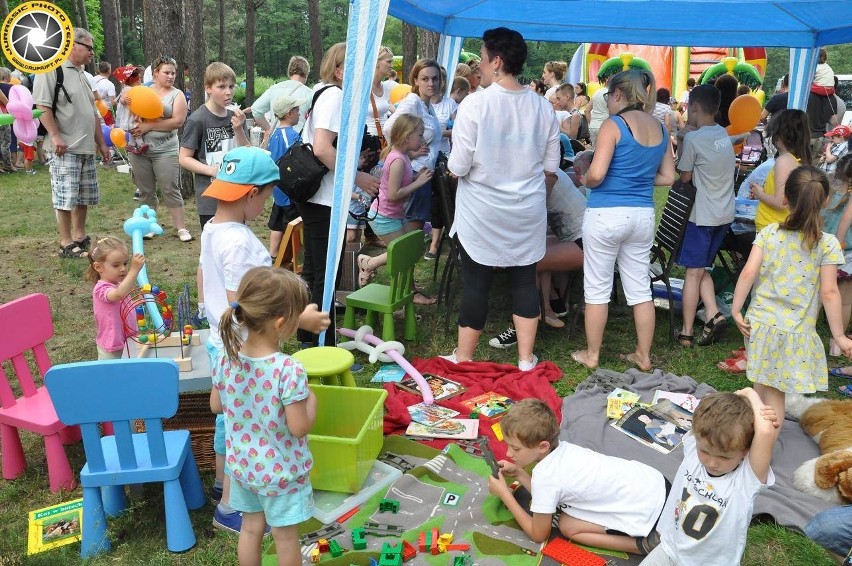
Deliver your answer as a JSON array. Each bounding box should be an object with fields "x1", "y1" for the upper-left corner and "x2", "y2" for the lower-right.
[{"x1": 34, "y1": 28, "x2": 111, "y2": 258}]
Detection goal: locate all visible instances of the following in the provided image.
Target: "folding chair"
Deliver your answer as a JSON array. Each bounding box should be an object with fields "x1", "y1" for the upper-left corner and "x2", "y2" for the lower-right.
[
  {"x1": 274, "y1": 216, "x2": 304, "y2": 272},
  {"x1": 649, "y1": 180, "x2": 697, "y2": 341}
]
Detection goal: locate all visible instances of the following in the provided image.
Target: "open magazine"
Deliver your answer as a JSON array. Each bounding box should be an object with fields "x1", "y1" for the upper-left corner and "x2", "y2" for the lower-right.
[{"x1": 610, "y1": 400, "x2": 691, "y2": 454}]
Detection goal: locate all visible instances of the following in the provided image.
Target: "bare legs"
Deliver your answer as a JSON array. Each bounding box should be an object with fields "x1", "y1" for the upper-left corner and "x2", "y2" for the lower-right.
[
  {"x1": 57, "y1": 205, "x2": 88, "y2": 247},
  {"x1": 575, "y1": 300, "x2": 654, "y2": 371},
  {"x1": 681, "y1": 267, "x2": 718, "y2": 338}
]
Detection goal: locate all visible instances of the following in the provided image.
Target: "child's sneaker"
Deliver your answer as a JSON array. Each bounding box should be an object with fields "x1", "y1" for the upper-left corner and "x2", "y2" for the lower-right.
[
  {"x1": 518, "y1": 355, "x2": 538, "y2": 372},
  {"x1": 209, "y1": 484, "x2": 223, "y2": 505},
  {"x1": 489, "y1": 326, "x2": 517, "y2": 349},
  {"x1": 133, "y1": 190, "x2": 142, "y2": 200},
  {"x1": 213, "y1": 507, "x2": 270, "y2": 536},
  {"x1": 24, "y1": 169, "x2": 36, "y2": 175}
]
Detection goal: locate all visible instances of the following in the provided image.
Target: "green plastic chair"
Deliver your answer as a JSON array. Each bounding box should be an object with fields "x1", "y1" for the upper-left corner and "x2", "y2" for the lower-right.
[
  {"x1": 292, "y1": 347, "x2": 357, "y2": 387},
  {"x1": 343, "y1": 231, "x2": 423, "y2": 342}
]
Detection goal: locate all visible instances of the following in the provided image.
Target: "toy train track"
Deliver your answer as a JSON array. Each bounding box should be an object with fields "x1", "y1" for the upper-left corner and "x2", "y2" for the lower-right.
[
  {"x1": 379, "y1": 452, "x2": 414, "y2": 473},
  {"x1": 298, "y1": 521, "x2": 344, "y2": 546},
  {"x1": 363, "y1": 521, "x2": 405, "y2": 536}
]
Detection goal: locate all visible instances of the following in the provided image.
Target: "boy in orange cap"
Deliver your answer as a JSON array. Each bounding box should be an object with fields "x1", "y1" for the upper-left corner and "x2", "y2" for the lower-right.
[{"x1": 820, "y1": 125, "x2": 851, "y2": 175}]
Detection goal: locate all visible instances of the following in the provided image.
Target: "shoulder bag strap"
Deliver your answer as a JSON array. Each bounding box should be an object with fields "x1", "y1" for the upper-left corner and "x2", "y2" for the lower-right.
[{"x1": 370, "y1": 94, "x2": 386, "y2": 144}]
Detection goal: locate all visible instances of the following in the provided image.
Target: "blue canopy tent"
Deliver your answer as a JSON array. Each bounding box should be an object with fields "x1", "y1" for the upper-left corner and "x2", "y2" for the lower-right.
[{"x1": 319, "y1": 0, "x2": 852, "y2": 341}]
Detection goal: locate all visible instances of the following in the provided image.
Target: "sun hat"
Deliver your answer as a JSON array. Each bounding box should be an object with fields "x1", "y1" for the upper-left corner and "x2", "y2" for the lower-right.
[
  {"x1": 272, "y1": 93, "x2": 310, "y2": 118},
  {"x1": 825, "y1": 125, "x2": 852, "y2": 139},
  {"x1": 203, "y1": 146, "x2": 280, "y2": 202},
  {"x1": 113, "y1": 65, "x2": 142, "y2": 84}
]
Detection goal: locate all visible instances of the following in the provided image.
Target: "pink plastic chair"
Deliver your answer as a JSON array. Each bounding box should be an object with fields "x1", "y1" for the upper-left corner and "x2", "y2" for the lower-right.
[{"x1": 0, "y1": 294, "x2": 79, "y2": 491}]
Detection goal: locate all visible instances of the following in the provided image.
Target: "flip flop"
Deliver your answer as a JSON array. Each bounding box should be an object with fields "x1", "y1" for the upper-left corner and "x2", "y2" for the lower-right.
[
  {"x1": 619, "y1": 352, "x2": 653, "y2": 372},
  {"x1": 829, "y1": 367, "x2": 852, "y2": 379},
  {"x1": 357, "y1": 254, "x2": 375, "y2": 287},
  {"x1": 717, "y1": 356, "x2": 747, "y2": 374},
  {"x1": 839, "y1": 384, "x2": 852, "y2": 398},
  {"x1": 571, "y1": 350, "x2": 597, "y2": 370}
]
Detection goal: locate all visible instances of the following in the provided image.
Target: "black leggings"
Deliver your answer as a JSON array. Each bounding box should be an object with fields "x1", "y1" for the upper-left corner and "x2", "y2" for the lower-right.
[
  {"x1": 456, "y1": 238, "x2": 539, "y2": 330},
  {"x1": 295, "y1": 200, "x2": 342, "y2": 346}
]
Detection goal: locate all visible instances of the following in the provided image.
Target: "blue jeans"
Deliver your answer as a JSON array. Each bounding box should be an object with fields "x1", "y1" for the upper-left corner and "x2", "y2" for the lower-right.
[{"x1": 804, "y1": 505, "x2": 852, "y2": 556}]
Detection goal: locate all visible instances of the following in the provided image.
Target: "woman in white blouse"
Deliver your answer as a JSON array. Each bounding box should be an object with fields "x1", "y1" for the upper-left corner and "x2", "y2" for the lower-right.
[{"x1": 443, "y1": 27, "x2": 561, "y2": 371}]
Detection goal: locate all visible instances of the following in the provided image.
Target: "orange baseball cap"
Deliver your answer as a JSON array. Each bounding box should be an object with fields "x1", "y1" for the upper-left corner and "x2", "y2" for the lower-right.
[{"x1": 203, "y1": 146, "x2": 280, "y2": 201}]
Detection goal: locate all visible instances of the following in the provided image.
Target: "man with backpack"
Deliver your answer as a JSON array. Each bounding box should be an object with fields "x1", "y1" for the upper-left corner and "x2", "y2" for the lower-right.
[{"x1": 34, "y1": 28, "x2": 111, "y2": 258}]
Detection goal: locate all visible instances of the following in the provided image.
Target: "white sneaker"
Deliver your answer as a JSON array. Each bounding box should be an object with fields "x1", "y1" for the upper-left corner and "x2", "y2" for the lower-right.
[
  {"x1": 518, "y1": 355, "x2": 539, "y2": 372},
  {"x1": 439, "y1": 349, "x2": 459, "y2": 364},
  {"x1": 177, "y1": 228, "x2": 193, "y2": 242}
]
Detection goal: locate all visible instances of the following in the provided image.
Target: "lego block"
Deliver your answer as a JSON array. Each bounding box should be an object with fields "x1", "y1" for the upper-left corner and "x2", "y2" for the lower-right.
[
  {"x1": 437, "y1": 533, "x2": 454, "y2": 546},
  {"x1": 310, "y1": 548, "x2": 320, "y2": 564},
  {"x1": 379, "y1": 498, "x2": 400, "y2": 513},
  {"x1": 430, "y1": 528, "x2": 439, "y2": 555},
  {"x1": 352, "y1": 527, "x2": 367, "y2": 550},
  {"x1": 401, "y1": 540, "x2": 417, "y2": 562},
  {"x1": 379, "y1": 542, "x2": 403, "y2": 566},
  {"x1": 318, "y1": 538, "x2": 330, "y2": 553},
  {"x1": 491, "y1": 422, "x2": 503, "y2": 441},
  {"x1": 329, "y1": 540, "x2": 343, "y2": 558},
  {"x1": 337, "y1": 505, "x2": 360, "y2": 524},
  {"x1": 369, "y1": 559, "x2": 378, "y2": 566},
  {"x1": 445, "y1": 544, "x2": 471, "y2": 551},
  {"x1": 541, "y1": 537, "x2": 606, "y2": 566},
  {"x1": 418, "y1": 531, "x2": 427, "y2": 552},
  {"x1": 453, "y1": 556, "x2": 473, "y2": 566}
]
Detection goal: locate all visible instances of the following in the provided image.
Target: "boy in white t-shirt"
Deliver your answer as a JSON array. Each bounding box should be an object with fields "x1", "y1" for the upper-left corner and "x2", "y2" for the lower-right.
[
  {"x1": 488, "y1": 399, "x2": 668, "y2": 555},
  {"x1": 640, "y1": 389, "x2": 778, "y2": 566}
]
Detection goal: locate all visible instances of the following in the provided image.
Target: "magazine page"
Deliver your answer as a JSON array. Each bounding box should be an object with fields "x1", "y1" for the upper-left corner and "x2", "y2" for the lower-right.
[
  {"x1": 405, "y1": 419, "x2": 480, "y2": 439},
  {"x1": 396, "y1": 373, "x2": 466, "y2": 401},
  {"x1": 610, "y1": 406, "x2": 688, "y2": 454}
]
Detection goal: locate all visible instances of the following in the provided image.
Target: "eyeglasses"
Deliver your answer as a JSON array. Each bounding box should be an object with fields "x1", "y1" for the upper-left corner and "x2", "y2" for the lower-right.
[
  {"x1": 75, "y1": 41, "x2": 94, "y2": 53},
  {"x1": 603, "y1": 91, "x2": 611, "y2": 101},
  {"x1": 155, "y1": 56, "x2": 176, "y2": 67}
]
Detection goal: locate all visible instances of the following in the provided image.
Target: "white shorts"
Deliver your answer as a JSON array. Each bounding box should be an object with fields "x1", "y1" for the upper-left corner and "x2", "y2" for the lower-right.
[{"x1": 583, "y1": 206, "x2": 655, "y2": 306}]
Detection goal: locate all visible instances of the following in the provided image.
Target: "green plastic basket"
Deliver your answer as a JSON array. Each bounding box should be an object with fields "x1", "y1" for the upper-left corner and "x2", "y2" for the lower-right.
[{"x1": 308, "y1": 385, "x2": 387, "y2": 493}]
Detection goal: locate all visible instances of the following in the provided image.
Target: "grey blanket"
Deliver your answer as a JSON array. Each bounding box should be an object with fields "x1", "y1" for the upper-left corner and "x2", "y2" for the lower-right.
[{"x1": 559, "y1": 368, "x2": 833, "y2": 532}]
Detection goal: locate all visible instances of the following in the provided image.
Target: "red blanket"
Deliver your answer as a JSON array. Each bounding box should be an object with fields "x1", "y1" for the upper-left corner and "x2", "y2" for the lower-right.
[{"x1": 383, "y1": 357, "x2": 563, "y2": 461}]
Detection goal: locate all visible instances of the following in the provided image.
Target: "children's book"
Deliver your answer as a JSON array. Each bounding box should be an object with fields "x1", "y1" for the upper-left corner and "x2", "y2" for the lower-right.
[
  {"x1": 610, "y1": 404, "x2": 689, "y2": 454},
  {"x1": 407, "y1": 402, "x2": 460, "y2": 426},
  {"x1": 460, "y1": 392, "x2": 515, "y2": 418},
  {"x1": 606, "y1": 388, "x2": 642, "y2": 419},
  {"x1": 405, "y1": 418, "x2": 480, "y2": 439},
  {"x1": 370, "y1": 363, "x2": 407, "y2": 383},
  {"x1": 652, "y1": 390, "x2": 701, "y2": 413},
  {"x1": 395, "y1": 373, "x2": 466, "y2": 401},
  {"x1": 27, "y1": 498, "x2": 83, "y2": 555},
  {"x1": 650, "y1": 399, "x2": 695, "y2": 431}
]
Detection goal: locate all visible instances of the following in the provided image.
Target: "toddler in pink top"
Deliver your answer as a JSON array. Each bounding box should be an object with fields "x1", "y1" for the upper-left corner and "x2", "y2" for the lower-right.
[
  {"x1": 359, "y1": 114, "x2": 433, "y2": 285},
  {"x1": 87, "y1": 237, "x2": 145, "y2": 359}
]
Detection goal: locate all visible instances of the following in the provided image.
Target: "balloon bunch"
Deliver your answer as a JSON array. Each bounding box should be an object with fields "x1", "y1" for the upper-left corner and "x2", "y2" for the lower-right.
[
  {"x1": 101, "y1": 124, "x2": 130, "y2": 149},
  {"x1": 101, "y1": 85, "x2": 164, "y2": 150},
  {"x1": 4, "y1": 85, "x2": 40, "y2": 144}
]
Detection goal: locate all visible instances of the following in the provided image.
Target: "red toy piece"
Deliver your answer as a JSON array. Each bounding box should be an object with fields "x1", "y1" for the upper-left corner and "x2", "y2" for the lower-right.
[
  {"x1": 401, "y1": 540, "x2": 416, "y2": 561},
  {"x1": 430, "y1": 527, "x2": 439, "y2": 555},
  {"x1": 337, "y1": 505, "x2": 360, "y2": 524},
  {"x1": 444, "y1": 544, "x2": 471, "y2": 551},
  {"x1": 418, "y1": 531, "x2": 427, "y2": 552},
  {"x1": 541, "y1": 537, "x2": 606, "y2": 566},
  {"x1": 317, "y1": 538, "x2": 330, "y2": 553}
]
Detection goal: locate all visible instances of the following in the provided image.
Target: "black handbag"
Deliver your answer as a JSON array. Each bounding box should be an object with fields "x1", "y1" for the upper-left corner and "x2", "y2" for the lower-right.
[{"x1": 278, "y1": 86, "x2": 339, "y2": 203}]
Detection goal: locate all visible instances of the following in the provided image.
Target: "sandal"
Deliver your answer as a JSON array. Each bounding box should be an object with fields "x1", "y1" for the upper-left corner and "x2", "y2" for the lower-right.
[
  {"x1": 59, "y1": 243, "x2": 87, "y2": 258},
  {"x1": 697, "y1": 313, "x2": 727, "y2": 346},
  {"x1": 829, "y1": 367, "x2": 852, "y2": 379},
  {"x1": 74, "y1": 235, "x2": 91, "y2": 251},
  {"x1": 716, "y1": 356, "x2": 747, "y2": 373},
  {"x1": 676, "y1": 333, "x2": 693, "y2": 347},
  {"x1": 357, "y1": 254, "x2": 375, "y2": 287},
  {"x1": 839, "y1": 384, "x2": 852, "y2": 398}
]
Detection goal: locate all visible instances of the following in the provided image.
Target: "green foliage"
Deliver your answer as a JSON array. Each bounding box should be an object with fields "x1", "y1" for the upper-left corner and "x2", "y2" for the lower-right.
[{"x1": 233, "y1": 75, "x2": 280, "y2": 107}]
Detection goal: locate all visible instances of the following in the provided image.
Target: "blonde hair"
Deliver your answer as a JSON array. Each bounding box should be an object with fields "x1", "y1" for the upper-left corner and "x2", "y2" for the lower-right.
[
  {"x1": 219, "y1": 267, "x2": 310, "y2": 363},
  {"x1": 288, "y1": 56, "x2": 310, "y2": 79},
  {"x1": 382, "y1": 114, "x2": 424, "y2": 160},
  {"x1": 500, "y1": 399, "x2": 560, "y2": 450},
  {"x1": 780, "y1": 165, "x2": 830, "y2": 251},
  {"x1": 377, "y1": 46, "x2": 393, "y2": 62},
  {"x1": 693, "y1": 392, "x2": 754, "y2": 452},
  {"x1": 544, "y1": 61, "x2": 567, "y2": 82},
  {"x1": 320, "y1": 43, "x2": 346, "y2": 86},
  {"x1": 451, "y1": 77, "x2": 470, "y2": 95},
  {"x1": 86, "y1": 237, "x2": 129, "y2": 283},
  {"x1": 455, "y1": 63, "x2": 471, "y2": 78},
  {"x1": 204, "y1": 62, "x2": 236, "y2": 87},
  {"x1": 608, "y1": 69, "x2": 656, "y2": 113}
]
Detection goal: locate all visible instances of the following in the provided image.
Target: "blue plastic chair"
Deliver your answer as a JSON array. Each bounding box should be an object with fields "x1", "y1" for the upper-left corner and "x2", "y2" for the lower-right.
[{"x1": 44, "y1": 359, "x2": 206, "y2": 557}]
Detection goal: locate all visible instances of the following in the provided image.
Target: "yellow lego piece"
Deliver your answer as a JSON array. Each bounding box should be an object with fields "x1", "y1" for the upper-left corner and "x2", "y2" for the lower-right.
[
  {"x1": 310, "y1": 548, "x2": 320, "y2": 563},
  {"x1": 491, "y1": 422, "x2": 503, "y2": 441}
]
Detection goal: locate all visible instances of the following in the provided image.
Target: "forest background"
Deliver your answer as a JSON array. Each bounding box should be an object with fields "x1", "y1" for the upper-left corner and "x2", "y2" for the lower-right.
[{"x1": 1, "y1": 0, "x2": 851, "y2": 116}]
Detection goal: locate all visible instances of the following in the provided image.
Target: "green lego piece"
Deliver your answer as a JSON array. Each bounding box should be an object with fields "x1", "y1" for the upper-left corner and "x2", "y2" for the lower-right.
[
  {"x1": 329, "y1": 540, "x2": 343, "y2": 558},
  {"x1": 352, "y1": 527, "x2": 367, "y2": 550},
  {"x1": 378, "y1": 542, "x2": 403, "y2": 566}
]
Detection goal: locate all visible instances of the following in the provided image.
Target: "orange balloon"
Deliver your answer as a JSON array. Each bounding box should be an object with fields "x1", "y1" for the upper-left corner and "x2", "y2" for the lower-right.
[
  {"x1": 389, "y1": 84, "x2": 411, "y2": 105},
  {"x1": 96, "y1": 99, "x2": 109, "y2": 117},
  {"x1": 728, "y1": 94, "x2": 761, "y2": 134},
  {"x1": 726, "y1": 125, "x2": 744, "y2": 154},
  {"x1": 110, "y1": 127, "x2": 128, "y2": 148},
  {"x1": 9, "y1": 77, "x2": 21, "y2": 85},
  {"x1": 127, "y1": 86, "x2": 164, "y2": 120}
]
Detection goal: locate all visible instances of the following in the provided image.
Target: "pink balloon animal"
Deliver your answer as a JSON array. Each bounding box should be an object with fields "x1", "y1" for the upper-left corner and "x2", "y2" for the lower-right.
[{"x1": 7, "y1": 85, "x2": 38, "y2": 144}]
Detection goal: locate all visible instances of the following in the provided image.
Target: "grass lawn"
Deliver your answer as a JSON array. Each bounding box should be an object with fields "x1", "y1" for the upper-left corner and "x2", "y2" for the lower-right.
[{"x1": 0, "y1": 161, "x2": 842, "y2": 564}]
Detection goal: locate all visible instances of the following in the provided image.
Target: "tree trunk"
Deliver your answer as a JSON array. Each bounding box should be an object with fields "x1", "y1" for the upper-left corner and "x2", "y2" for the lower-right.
[
  {"x1": 181, "y1": 0, "x2": 205, "y2": 197},
  {"x1": 218, "y1": 0, "x2": 226, "y2": 63},
  {"x1": 417, "y1": 29, "x2": 439, "y2": 61},
  {"x1": 245, "y1": 0, "x2": 262, "y2": 107},
  {"x1": 101, "y1": 0, "x2": 124, "y2": 66},
  {"x1": 307, "y1": 0, "x2": 322, "y2": 83},
  {"x1": 142, "y1": 0, "x2": 183, "y2": 75},
  {"x1": 75, "y1": 0, "x2": 90, "y2": 31},
  {"x1": 0, "y1": 0, "x2": 9, "y2": 21},
  {"x1": 402, "y1": 22, "x2": 417, "y2": 84}
]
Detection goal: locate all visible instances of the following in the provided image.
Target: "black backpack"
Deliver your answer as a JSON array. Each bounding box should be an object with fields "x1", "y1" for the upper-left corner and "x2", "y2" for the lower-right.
[{"x1": 51, "y1": 66, "x2": 72, "y2": 113}]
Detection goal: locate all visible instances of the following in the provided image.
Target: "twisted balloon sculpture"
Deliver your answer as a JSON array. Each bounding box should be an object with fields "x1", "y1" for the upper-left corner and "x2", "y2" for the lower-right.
[{"x1": 124, "y1": 206, "x2": 165, "y2": 331}]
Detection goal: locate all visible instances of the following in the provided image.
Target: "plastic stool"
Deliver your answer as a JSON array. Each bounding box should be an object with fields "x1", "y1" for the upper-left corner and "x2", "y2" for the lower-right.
[{"x1": 292, "y1": 347, "x2": 357, "y2": 387}]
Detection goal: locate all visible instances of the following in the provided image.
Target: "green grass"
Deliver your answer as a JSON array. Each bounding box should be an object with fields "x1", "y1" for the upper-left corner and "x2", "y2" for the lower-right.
[{"x1": 0, "y1": 163, "x2": 840, "y2": 564}]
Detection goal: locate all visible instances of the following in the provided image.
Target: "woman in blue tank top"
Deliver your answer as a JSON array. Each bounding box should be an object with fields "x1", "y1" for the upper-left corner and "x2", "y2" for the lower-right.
[{"x1": 571, "y1": 69, "x2": 676, "y2": 372}]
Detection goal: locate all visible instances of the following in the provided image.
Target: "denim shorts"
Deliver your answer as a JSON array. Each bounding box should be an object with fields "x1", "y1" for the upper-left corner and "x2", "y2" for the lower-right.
[
  {"x1": 368, "y1": 211, "x2": 405, "y2": 236},
  {"x1": 229, "y1": 479, "x2": 314, "y2": 527}
]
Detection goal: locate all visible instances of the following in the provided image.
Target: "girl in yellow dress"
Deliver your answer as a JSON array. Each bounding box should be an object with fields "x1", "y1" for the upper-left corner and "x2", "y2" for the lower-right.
[{"x1": 732, "y1": 165, "x2": 852, "y2": 424}]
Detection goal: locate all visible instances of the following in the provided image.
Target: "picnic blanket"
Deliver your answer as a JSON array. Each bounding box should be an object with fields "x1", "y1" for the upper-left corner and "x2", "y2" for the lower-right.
[
  {"x1": 559, "y1": 368, "x2": 834, "y2": 532},
  {"x1": 383, "y1": 358, "x2": 563, "y2": 461}
]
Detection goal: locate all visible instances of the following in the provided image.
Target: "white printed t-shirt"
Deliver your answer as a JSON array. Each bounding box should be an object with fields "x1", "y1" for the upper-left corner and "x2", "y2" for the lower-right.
[{"x1": 530, "y1": 441, "x2": 667, "y2": 537}]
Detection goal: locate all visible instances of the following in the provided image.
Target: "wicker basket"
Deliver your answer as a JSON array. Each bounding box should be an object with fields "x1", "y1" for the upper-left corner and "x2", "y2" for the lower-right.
[{"x1": 135, "y1": 392, "x2": 217, "y2": 471}]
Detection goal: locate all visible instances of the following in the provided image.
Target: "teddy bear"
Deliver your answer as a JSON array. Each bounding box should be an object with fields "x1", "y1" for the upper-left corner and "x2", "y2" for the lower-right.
[{"x1": 789, "y1": 397, "x2": 852, "y2": 505}]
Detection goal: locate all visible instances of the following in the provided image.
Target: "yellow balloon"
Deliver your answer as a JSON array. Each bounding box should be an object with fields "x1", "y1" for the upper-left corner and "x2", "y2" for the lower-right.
[
  {"x1": 110, "y1": 127, "x2": 128, "y2": 148},
  {"x1": 127, "y1": 86, "x2": 164, "y2": 120},
  {"x1": 752, "y1": 89, "x2": 765, "y2": 106},
  {"x1": 389, "y1": 84, "x2": 411, "y2": 105}
]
